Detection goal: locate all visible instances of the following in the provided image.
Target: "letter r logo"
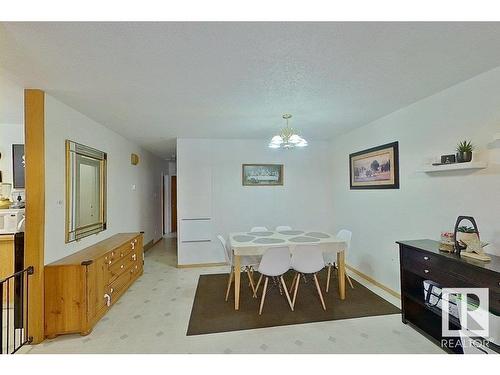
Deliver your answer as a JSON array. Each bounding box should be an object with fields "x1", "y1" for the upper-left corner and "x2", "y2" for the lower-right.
[{"x1": 442, "y1": 288, "x2": 489, "y2": 338}]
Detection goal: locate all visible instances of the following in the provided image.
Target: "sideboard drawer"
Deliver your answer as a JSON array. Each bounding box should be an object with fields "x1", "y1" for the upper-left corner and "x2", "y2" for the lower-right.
[
  {"x1": 403, "y1": 257, "x2": 476, "y2": 289},
  {"x1": 109, "y1": 265, "x2": 134, "y2": 301},
  {"x1": 108, "y1": 237, "x2": 138, "y2": 265},
  {"x1": 401, "y1": 247, "x2": 443, "y2": 269},
  {"x1": 108, "y1": 251, "x2": 139, "y2": 282},
  {"x1": 402, "y1": 248, "x2": 500, "y2": 293},
  {"x1": 446, "y1": 261, "x2": 500, "y2": 293}
]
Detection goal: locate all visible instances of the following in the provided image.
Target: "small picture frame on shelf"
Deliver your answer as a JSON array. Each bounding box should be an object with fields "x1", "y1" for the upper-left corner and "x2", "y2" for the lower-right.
[{"x1": 440, "y1": 154, "x2": 456, "y2": 164}]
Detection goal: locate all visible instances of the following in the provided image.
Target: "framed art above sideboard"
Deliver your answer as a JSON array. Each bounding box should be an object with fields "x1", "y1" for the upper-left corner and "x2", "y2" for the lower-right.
[{"x1": 349, "y1": 141, "x2": 399, "y2": 190}]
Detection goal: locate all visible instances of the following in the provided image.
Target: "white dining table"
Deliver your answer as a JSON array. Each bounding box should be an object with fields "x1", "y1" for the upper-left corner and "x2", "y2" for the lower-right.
[{"x1": 229, "y1": 230, "x2": 348, "y2": 310}]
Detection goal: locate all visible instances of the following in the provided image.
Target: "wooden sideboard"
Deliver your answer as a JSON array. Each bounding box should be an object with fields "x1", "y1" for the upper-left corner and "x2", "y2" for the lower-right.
[
  {"x1": 397, "y1": 239, "x2": 500, "y2": 354},
  {"x1": 44, "y1": 233, "x2": 144, "y2": 338}
]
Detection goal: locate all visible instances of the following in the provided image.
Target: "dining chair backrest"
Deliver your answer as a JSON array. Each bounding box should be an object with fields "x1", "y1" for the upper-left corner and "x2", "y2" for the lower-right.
[
  {"x1": 291, "y1": 244, "x2": 325, "y2": 274},
  {"x1": 258, "y1": 246, "x2": 291, "y2": 277},
  {"x1": 275, "y1": 225, "x2": 292, "y2": 231},
  {"x1": 217, "y1": 235, "x2": 231, "y2": 264},
  {"x1": 251, "y1": 226, "x2": 268, "y2": 232},
  {"x1": 336, "y1": 229, "x2": 352, "y2": 251}
]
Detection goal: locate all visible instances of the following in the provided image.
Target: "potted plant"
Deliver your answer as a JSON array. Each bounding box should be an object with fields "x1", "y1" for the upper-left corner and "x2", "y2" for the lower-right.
[{"x1": 456, "y1": 140, "x2": 474, "y2": 163}]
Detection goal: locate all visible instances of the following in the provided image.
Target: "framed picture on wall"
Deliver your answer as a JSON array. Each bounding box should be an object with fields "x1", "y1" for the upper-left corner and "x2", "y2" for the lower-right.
[
  {"x1": 349, "y1": 141, "x2": 399, "y2": 189},
  {"x1": 242, "y1": 164, "x2": 284, "y2": 186},
  {"x1": 12, "y1": 144, "x2": 25, "y2": 189}
]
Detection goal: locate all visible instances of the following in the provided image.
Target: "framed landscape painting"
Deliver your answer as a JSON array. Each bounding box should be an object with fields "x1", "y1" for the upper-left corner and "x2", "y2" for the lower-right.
[
  {"x1": 242, "y1": 164, "x2": 283, "y2": 186},
  {"x1": 349, "y1": 141, "x2": 399, "y2": 189}
]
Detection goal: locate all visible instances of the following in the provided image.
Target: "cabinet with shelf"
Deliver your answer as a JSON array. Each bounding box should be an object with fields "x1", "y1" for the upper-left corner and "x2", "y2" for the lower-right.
[{"x1": 397, "y1": 239, "x2": 500, "y2": 354}]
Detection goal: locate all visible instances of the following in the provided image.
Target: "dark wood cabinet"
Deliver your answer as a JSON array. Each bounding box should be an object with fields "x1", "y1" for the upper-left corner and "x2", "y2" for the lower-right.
[{"x1": 397, "y1": 239, "x2": 500, "y2": 354}]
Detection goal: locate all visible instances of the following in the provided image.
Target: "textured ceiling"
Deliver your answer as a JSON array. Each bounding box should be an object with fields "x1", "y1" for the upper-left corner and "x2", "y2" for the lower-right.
[{"x1": 1, "y1": 22, "x2": 500, "y2": 159}]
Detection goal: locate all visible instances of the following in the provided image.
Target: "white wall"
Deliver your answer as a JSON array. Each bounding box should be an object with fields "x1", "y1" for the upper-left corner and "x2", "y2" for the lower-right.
[
  {"x1": 44, "y1": 95, "x2": 168, "y2": 264},
  {"x1": 0, "y1": 71, "x2": 24, "y2": 187},
  {"x1": 330, "y1": 67, "x2": 500, "y2": 293},
  {"x1": 176, "y1": 138, "x2": 334, "y2": 265}
]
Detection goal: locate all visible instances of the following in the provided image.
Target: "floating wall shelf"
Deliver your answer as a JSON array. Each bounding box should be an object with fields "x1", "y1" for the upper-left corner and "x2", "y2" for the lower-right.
[{"x1": 417, "y1": 161, "x2": 488, "y2": 173}]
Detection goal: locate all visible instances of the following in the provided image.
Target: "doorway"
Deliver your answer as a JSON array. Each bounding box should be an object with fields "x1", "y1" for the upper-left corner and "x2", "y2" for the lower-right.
[
  {"x1": 170, "y1": 175, "x2": 177, "y2": 233},
  {"x1": 162, "y1": 175, "x2": 166, "y2": 235}
]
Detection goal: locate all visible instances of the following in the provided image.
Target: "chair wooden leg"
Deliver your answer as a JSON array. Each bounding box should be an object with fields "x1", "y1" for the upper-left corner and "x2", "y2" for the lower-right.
[
  {"x1": 259, "y1": 277, "x2": 269, "y2": 315},
  {"x1": 225, "y1": 267, "x2": 234, "y2": 302},
  {"x1": 280, "y1": 276, "x2": 294, "y2": 311},
  {"x1": 246, "y1": 269, "x2": 256, "y2": 296},
  {"x1": 326, "y1": 265, "x2": 331, "y2": 293},
  {"x1": 346, "y1": 272, "x2": 354, "y2": 289},
  {"x1": 289, "y1": 273, "x2": 298, "y2": 294},
  {"x1": 292, "y1": 273, "x2": 300, "y2": 308},
  {"x1": 313, "y1": 273, "x2": 327, "y2": 310},
  {"x1": 253, "y1": 274, "x2": 263, "y2": 298}
]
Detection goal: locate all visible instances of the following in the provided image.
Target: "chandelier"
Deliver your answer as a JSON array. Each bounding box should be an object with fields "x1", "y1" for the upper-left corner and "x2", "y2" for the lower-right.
[{"x1": 268, "y1": 114, "x2": 308, "y2": 149}]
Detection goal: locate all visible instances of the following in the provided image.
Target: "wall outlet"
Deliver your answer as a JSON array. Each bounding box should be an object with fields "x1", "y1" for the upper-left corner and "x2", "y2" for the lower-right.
[{"x1": 131, "y1": 184, "x2": 136, "y2": 191}]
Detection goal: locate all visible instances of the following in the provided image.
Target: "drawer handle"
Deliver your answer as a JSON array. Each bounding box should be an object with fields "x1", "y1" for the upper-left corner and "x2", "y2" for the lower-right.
[
  {"x1": 424, "y1": 269, "x2": 429, "y2": 274},
  {"x1": 423, "y1": 256, "x2": 429, "y2": 261},
  {"x1": 132, "y1": 254, "x2": 137, "y2": 261},
  {"x1": 104, "y1": 293, "x2": 111, "y2": 307},
  {"x1": 120, "y1": 265, "x2": 124, "y2": 269},
  {"x1": 108, "y1": 260, "x2": 112, "y2": 265},
  {"x1": 134, "y1": 239, "x2": 138, "y2": 243},
  {"x1": 130, "y1": 269, "x2": 134, "y2": 274},
  {"x1": 121, "y1": 253, "x2": 124, "y2": 257},
  {"x1": 111, "y1": 252, "x2": 115, "y2": 256}
]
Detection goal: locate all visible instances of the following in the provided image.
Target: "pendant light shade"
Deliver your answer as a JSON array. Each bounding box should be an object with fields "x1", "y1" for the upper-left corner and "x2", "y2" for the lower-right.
[{"x1": 268, "y1": 114, "x2": 308, "y2": 149}]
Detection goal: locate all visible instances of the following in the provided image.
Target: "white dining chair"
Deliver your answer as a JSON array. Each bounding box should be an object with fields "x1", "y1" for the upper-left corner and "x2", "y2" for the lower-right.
[
  {"x1": 217, "y1": 235, "x2": 259, "y2": 301},
  {"x1": 254, "y1": 246, "x2": 294, "y2": 315},
  {"x1": 250, "y1": 226, "x2": 269, "y2": 232},
  {"x1": 275, "y1": 225, "x2": 292, "y2": 231},
  {"x1": 324, "y1": 229, "x2": 354, "y2": 293},
  {"x1": 289, "y1": 244, "x2": 326, "y2": 310}
]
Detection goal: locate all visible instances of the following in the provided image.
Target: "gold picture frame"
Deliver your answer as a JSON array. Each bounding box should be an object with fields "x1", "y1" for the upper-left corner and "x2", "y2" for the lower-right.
[{"x1": 65, "y1": 140, "x2": 107, "y2": 243}]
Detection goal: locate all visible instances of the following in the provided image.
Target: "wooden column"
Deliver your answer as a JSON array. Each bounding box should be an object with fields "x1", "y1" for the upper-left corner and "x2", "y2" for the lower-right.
[{"x1": 24, "y1": 89, "x2": 45, "y2": 343}]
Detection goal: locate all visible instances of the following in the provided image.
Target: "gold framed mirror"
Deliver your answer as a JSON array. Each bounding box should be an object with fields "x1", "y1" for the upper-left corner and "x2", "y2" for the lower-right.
[{"x1": 65, "y1": 140, "x2": 107, "y2": 243}]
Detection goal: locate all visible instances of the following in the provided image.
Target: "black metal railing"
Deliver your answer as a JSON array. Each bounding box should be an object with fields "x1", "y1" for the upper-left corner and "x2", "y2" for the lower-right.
[{"x1": 1, "y1": 266, "x2": 33, "y2": 354}]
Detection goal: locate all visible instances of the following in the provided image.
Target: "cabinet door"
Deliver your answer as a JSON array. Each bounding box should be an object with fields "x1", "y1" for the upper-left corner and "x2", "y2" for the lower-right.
[
  {"x1": 0, "y1": 235, "x2": 15, "y2": 303},
  {"x1": 86, "y1": 255, "x2": 110, "y2": 323}
]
